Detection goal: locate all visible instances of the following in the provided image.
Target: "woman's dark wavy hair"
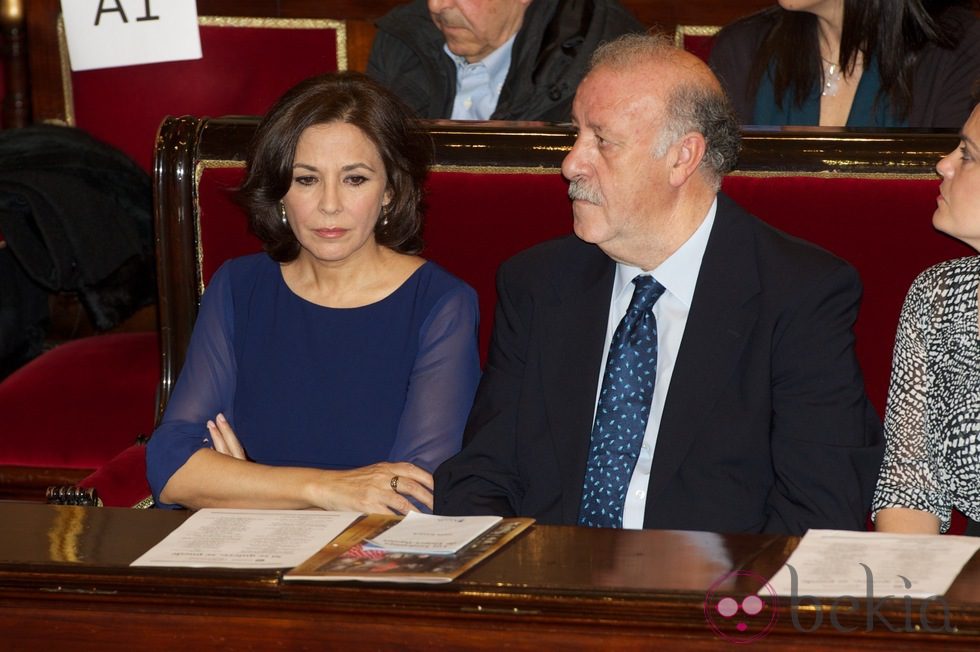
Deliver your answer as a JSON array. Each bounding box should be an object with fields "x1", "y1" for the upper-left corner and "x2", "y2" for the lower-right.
[
  {"x1": 748, "y1": 0, "x2": 974, "y2": 121},
  {"x1": 239, "y1": 71, "x2": 433, "y2": 261}
]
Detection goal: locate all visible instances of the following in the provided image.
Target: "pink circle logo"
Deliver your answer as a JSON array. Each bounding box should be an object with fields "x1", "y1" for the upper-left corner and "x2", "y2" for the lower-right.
[{"x1": 704, "y1": 571, "x2": 779, "y2": 644}]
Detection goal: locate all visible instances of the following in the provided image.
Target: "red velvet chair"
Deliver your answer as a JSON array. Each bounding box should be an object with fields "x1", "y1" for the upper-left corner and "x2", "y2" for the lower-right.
[
  {"x1": 674, "y1": 25, "x2": 720, "y2": 64},
  {"x1": 58, "y1": 15, "x2": 347, "y2": 171}
]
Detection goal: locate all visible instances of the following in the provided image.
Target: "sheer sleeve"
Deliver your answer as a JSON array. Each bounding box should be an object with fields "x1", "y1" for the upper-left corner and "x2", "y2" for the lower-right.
[
  {"x1": 145, "y1": 264, "x2": 238, "y2": 507},
  {"x1": 872, "y1": 271, "x2": 950, "y2": 529},
  {"x1": 387, "y1": 284, "x2": 481, "y2": 474}
]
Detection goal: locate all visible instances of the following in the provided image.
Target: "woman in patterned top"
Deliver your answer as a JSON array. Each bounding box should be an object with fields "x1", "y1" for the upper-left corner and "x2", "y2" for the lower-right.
[{"x1": 873, "y1": 102, "x2": 980, "y2": 534}]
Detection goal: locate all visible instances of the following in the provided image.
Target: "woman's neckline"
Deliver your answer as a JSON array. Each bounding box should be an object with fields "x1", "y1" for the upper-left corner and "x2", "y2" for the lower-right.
[{"x1": 276, "y1": 257, "x2": 429, "y2": 310}]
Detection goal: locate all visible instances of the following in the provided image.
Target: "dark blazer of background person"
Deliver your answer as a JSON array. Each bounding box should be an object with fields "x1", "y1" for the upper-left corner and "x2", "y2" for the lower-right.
[
  {"x1": 435, "y1": 194, "x2": 885, "y2": 536},
  {"x1": 367, "y1": 0, "x2": 643, "y2": 121}
]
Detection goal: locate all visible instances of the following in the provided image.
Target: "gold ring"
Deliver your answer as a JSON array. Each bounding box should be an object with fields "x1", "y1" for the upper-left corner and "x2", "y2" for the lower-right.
[{"x1": 390, "y1": 476, "x2": 400, "y2": 492}]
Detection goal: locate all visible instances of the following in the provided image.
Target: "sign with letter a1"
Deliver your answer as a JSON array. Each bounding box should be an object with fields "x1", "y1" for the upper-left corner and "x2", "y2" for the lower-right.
[{"x1": 60, "y1": 0, "x2": 202, "y2": 71}]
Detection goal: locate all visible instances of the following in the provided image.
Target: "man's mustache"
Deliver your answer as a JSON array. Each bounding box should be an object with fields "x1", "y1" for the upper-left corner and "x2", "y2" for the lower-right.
[
  {"x1": 568, "y1": 180, "x2": 603, "y2": 205},
  {"x1": 433, "y1": 11, "x2": 469, "y2": 30}
]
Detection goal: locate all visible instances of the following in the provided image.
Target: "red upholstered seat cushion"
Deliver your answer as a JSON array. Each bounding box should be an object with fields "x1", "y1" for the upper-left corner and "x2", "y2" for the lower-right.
[
  {"x1": 0, "y1": 332, "x2": 159, "y2": 468},
  {"x1": 423, "y1": 171, "x2": 573, "y2": 357},
  {"x1": 199, "y1": 166, "x2": 263, "y2": 283},
  {"x1": 71, "y1": 23, "x2": 342, "y2": 171},
  {"x1": 197, "y1": 166, "x2": 970, "y2": 411},
  {"x1": 677, "y1": 32, "x2": 717, "y2": 63},
  {"x1": 722, "y1": 175, "x2": 972, "y2": 414},
  {"x1": 78, "y1": 443, "x2": 150, "y2": 508}
]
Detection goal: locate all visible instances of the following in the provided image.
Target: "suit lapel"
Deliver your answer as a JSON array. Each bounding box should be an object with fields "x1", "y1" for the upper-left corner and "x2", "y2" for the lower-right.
[
  {"x1": 644, "y1": 197, "x2": 762, "y2": 522},
  {"x1": 539, "y1": 245, "x2": 615, "y2": 524}
]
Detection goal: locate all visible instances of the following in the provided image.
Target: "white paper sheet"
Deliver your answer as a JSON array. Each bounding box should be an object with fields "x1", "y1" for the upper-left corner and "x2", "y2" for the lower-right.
[
  {"x1": 768, "y1": 529, "x2": 980, "y2": 598},
  {"x1": 61, "y1": 0, "x2": 202, "y2": 71},
  {"x1": 131, "y1": 509, "x2": 362, "y2": 569},
  {"x1": 366, "y1": 512, "x2": 502, "y2": 555}
]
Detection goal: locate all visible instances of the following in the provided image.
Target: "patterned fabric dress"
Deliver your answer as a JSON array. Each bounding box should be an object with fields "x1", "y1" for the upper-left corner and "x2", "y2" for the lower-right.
[{"x1": 873, "y1": 256, "x2": 980, "y2": 532}]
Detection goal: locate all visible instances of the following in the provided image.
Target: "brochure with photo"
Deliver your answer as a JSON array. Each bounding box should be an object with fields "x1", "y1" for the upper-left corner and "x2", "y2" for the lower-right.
[{"x1": 286, "y1": 514, "x2": 534, "y2": 584}]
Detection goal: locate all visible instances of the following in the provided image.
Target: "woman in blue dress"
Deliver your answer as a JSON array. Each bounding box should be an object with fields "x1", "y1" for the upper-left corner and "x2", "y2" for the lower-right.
[
  {"x1": 709, "y1": 0, "x2": 980, "y2": 127},
  {"x1": 146, "y1": 72, "x2": 481, "y2": 513}
]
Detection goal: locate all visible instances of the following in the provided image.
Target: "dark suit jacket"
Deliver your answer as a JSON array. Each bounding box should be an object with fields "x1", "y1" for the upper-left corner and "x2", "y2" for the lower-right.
[{"x1": 434, "y1": 195, "x2": 884, "y2": 535}]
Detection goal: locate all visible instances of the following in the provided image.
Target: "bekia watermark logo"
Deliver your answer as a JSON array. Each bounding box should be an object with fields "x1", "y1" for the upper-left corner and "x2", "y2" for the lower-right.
[
  {"x1": 704, "y1": 571, "x2": 779, "y2": 644},
  {"x1": 704, "y1": 565, "x2": 954, "y2": 644}
]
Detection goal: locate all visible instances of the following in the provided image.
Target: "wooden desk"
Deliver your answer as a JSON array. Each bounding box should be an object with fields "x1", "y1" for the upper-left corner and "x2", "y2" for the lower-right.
[{"x1": 1, "y1": 503, "x2": 979, "y2": 650}]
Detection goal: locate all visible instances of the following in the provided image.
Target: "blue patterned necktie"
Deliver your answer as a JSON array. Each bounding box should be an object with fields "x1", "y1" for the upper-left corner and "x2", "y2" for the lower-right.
[{"x1": 579, "y1": 275, "x2": 666, "y2": 528}]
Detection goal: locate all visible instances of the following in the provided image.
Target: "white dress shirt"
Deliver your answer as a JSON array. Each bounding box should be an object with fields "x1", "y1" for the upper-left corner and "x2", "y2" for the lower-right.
[
  {"x1": 444, "y1": 34, "x2": 515, "y2": 120},
  {"x1": 592, "y1": 199, "x2": 718, "y2": 529}
]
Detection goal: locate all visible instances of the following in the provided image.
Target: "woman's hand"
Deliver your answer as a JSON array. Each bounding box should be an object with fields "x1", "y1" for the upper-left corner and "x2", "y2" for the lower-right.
[
  {"x1": 207, "y1": 413, "x2": 247, "y2": 460},
  {"x1": 306, "y1": 462, "x2": 434, "y2": 514},
  {"x1": 198, "y1": 415, "x2": 433, "y2": 514}
]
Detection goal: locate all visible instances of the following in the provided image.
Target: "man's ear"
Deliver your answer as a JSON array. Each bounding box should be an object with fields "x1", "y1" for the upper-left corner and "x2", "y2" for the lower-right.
[{"x1": 668, "y1": 132, "x2": 708, "y2": 188}]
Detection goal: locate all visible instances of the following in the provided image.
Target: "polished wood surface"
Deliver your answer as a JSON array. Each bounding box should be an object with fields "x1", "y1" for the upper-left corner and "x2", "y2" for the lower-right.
[
  {"x1": 0, "y1": 466, "x2": 90, "y2": 502},
  {"x1": 1, "y1": 502, "x2": 979, "y2": 650}
]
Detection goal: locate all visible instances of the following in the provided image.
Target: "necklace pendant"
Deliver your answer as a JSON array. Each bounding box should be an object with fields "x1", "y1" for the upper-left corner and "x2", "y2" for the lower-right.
[{"x1": 822, "y1": 62, "x2": 841, "y2": 97}]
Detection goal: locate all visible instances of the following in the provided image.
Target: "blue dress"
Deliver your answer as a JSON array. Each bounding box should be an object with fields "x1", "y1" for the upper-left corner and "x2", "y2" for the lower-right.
[{"x1": 146, "y1": 254, "x2": 481, "y2": 507}]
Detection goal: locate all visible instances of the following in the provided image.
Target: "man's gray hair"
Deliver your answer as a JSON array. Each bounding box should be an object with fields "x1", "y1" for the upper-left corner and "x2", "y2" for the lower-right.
[{"x1": 589, "y1": 33, "x2": 741, "y2": 188}]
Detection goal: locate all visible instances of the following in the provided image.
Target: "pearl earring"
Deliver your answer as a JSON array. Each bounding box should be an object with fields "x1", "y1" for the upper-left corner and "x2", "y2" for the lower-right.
[{"x1": 278, "y1": 201, "x2": 287, "y2": 226}]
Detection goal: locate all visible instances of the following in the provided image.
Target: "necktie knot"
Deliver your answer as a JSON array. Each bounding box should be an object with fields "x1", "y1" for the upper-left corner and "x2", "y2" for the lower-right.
[{"x1": 628, "y1": 275, "x2": 666, "y2": 317}]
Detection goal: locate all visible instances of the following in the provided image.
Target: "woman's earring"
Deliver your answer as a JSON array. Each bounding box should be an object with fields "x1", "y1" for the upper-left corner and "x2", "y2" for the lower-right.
[
  {"x1": 278, "y1": 201, "x2": 288, "y2": 226},
  {"x1": 381, "y1": 203, "x2": 390, "y2": 228}
]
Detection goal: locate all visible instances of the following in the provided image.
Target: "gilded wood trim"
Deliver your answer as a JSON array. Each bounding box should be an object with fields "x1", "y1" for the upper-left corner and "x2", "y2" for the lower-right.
[
  {"x1": 132, "y1": 495, "x2": 154, "y2": 509},
  {"x1": 430, "y1": 164, "x2": 561, "y2": 174},
  {"x1": 728, "y1": 169, "x2": 938, "y2": 181},
  {"x1": 194, "y1": 159, "x2": 247, "y2": 298},
  {"x1": 197, "y1": 16, "x2": 348, "y2": 71},
  {"x1": 674, "y1": 24, "x2": 721, "y2": 48},
  {"x1": 55, "y1": 14, "x2": 74, "y2": 126}
]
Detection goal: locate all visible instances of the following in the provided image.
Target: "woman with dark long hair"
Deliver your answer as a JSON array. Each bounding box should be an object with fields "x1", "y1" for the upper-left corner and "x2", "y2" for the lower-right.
[
  {"x1": 146, "y1": 72, "x2": 480, "y2": 513},
  {"x1": 709, "y1": 0, "x2": 980, "y2": 126}
]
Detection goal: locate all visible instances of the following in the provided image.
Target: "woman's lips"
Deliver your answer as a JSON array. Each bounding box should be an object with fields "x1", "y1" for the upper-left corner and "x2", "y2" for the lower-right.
[{"x1": 314, "y1": 228, "x2": 347, "y2": 239}]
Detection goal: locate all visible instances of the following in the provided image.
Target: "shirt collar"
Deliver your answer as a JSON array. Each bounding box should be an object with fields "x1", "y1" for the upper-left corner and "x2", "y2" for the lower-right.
[
  {"x1": 613, "y1": 198, "x2": 718, "y2": 308},
  {"x1": 443, "y1": 31, "x2": 516, "y2": 88}
]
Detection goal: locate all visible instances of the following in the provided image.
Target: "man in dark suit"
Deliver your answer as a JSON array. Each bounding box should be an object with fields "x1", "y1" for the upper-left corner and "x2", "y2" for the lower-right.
[{"x1": 434, "y1": 33, "x2": 884, "y2": 535}]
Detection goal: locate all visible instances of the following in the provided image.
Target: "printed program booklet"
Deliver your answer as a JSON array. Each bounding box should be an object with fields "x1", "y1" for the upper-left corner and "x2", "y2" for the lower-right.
[{"x1": 285, "y1": 514, "x2": 535, "y2": 584}]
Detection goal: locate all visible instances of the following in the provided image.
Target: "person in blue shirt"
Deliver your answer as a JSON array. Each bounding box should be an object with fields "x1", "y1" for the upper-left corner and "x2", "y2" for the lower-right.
[
  {"x1": 710, "y1": 0, "x2": 980, "y2": 127},
  {"x1": 146, "y1": 72, "x2": 481, "y2": 513}
]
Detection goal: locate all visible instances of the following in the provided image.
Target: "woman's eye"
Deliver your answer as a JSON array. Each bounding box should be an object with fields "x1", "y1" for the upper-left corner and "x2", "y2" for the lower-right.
[
  {"x1": 960, "y1": 146, "x2": 972, "y2": 162},
  {"x1": 294, "y1": 175, "x2": 317, "y2": 186},
  {"x1": 345, "y1": 175, "x2": 368, "y2": 186}
]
